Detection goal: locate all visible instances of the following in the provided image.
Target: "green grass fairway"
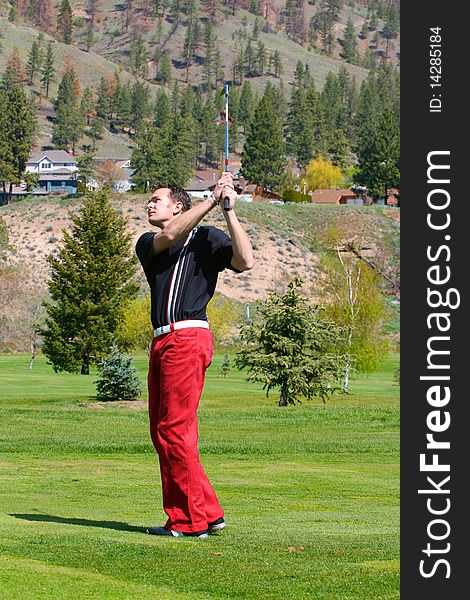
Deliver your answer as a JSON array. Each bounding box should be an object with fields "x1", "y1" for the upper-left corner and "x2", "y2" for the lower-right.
[{"x1": 0, "y1": 354, "x2": 399, "y2": 599}]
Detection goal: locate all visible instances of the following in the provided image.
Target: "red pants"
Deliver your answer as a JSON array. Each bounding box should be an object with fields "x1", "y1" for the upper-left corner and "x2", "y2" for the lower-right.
[{"x1": 147, "y1": 327, "x2": 224, "y2": 533}]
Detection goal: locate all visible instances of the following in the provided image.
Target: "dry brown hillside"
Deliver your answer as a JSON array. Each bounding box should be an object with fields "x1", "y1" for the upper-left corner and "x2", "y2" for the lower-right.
[{"x1": 1, "y1": 194, "x2": 319, "y2": 305}]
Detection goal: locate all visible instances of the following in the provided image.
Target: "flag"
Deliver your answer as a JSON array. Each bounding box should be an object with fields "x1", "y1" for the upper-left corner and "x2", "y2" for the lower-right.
[{"x1": 213, "y1": 110, "x2": 233, "y2": 126}]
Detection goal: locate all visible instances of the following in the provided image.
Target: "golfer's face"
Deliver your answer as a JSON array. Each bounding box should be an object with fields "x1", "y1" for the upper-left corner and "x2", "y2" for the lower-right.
[{"x1": 147, "y1": 188, "x2": 180, "y2": 226}]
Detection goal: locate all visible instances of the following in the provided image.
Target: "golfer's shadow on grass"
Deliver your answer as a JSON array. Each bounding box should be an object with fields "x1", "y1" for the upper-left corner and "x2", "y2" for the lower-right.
[{"x1": 10, "y1": 513, "x2": 146, "y2": 534}]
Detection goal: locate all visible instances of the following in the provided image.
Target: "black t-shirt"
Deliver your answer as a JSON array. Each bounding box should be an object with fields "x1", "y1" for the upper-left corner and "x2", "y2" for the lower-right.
[{"x1": 136, "y1": 225, "x2": 240, "y2": 329}]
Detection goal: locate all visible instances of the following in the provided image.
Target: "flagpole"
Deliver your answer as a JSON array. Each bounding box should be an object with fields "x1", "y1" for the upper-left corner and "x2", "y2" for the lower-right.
[{"x1": 223, "y1": 84, "x2": 230, "y2": 211}]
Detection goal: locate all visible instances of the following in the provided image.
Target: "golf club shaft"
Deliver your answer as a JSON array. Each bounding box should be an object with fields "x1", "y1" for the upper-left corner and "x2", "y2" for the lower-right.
[{"x1": 223, "y1": 84, "x2": 230, "y2": 211}]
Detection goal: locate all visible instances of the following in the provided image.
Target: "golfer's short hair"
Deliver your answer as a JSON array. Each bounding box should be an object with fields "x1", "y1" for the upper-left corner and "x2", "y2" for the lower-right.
[{"x1": 152, "y1": 183, "x2": 192, "y2": 212}]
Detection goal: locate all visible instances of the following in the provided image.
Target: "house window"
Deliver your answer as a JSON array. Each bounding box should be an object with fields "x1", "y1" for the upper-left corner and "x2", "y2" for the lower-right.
[{"x1": 41, "y1": 162, "x2": 52, "y2": 169}]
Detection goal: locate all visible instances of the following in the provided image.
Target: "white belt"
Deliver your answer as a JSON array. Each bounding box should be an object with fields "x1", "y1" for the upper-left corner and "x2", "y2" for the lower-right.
[{"x1": 153, "y1": 319, "x2": 209, "y2": 338}]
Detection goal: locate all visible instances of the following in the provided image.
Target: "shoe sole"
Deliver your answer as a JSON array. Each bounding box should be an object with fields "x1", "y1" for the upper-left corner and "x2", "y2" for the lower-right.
[
  {"x1": 208, "y1": 523, "x2": 226, "y2": 533},
  {"x1": 147, "y1": 527, "x2": 208, "y2": 539}
]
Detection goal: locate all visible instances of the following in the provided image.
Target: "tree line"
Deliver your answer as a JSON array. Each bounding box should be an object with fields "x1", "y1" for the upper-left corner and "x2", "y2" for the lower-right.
[{"x1": 0, "y1": 42, "x2": 399, "y2": 201}]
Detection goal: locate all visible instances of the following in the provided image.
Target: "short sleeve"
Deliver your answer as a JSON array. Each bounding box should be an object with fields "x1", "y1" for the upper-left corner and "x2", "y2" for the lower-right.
[
  {"x1": 136, "y1": 232, "x2": 156, "y2": 273},
  {"x1": 207, "y1": 227, "x2": 241, "y2": 273}
]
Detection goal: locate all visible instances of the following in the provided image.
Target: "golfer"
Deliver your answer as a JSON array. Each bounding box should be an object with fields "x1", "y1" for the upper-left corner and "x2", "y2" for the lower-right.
[{"x1": 136, "y1": 172, "x2": 254, "y2": 538}]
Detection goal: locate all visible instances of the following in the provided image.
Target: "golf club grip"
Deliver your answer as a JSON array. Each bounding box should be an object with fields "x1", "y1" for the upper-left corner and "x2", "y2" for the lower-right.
[{"x1": 223, "y1": 196, "x2": 230, "y2": 211}]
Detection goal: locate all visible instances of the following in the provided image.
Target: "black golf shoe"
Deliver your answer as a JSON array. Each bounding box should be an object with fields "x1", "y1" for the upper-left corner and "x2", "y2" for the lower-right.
[
  {"x1": 146, "y1": 525, "x2": 209, "y2": 539},
  {"x1": 208, "y1": 517, "x2": 226, "y2": 533}
]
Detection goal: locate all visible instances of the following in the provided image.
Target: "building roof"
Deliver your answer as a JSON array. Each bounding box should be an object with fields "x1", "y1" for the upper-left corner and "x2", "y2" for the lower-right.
[
  {"x1": 242, "y1": 183, "x2": 258, "y2": 193},
  {"x1": 193, "y1": 170, "x2": 220, "y2": 182},
  {"x1": 28, "y1": 150, "x2": 77, "y2": 164},
  {"x1": 186, "y1": 179, "x2": 211, "y2": 192},
  {"x1": 311, "y1": 188, "x2": 356, "y2": 204},
  {"x1": 38, "y1": 168, "x2": 75, "y2": 176}
]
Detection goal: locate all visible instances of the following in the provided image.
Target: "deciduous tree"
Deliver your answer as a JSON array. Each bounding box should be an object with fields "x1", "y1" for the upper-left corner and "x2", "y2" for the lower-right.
[
  {"x1": 305, "y1": 156, "x2": 344, "y2": 190},
  {"x1": 319, "y1": 230, "x2": 389, "y2": 392}
]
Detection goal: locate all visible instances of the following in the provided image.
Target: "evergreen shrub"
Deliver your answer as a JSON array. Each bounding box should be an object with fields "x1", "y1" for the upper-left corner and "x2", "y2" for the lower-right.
[{"x1": 95, "y1": 348, "x2": 142, "y2": 402}]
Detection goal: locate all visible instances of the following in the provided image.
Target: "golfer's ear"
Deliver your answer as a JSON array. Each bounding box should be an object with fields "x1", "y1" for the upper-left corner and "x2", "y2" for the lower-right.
[{"x1": 173, "y1": 201, "x2": 183, "y2": 215}]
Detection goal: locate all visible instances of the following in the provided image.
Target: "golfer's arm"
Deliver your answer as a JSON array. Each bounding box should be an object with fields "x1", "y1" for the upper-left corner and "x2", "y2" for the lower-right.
[
  {"x1": 153, "y1": 198, "x2": 216, "y2": 255},
  {"x1": 223, "y1": 211, "x2": 254, "y2": 272}
]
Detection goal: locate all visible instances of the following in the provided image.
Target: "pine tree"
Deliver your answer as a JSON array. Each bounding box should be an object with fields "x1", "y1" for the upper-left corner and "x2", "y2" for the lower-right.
[
  {"x1": 200, "y1": 92, "x2": 222, "y2": 167},
  {"x1": 328, "y1": 128, "x2": 350, "y2": 170},
  {"x1": 86, "y1": 26, "x2": 94, "y2": 52},
  {"x1": 52, "y1": 69, "x2": 85, "y2": 151},
  {"x1": 58, "y1": 0, "x2": 73, "y2": 44},
  {"x1": 0, "y1": 87, "x2": 37, "y2": 205},
  {"x1": 95, "y1": 77, "x2": 110, "y2": 121},
  {"x1": 235, "y1": 278, "x2": 346, "y2": 405},
  {"x1": 226, "y1": 84, "x2": 241, "y2": 151},
  {"x1": 183, "y1": 18, "x2": 197, "y2": 84},
  {"x1": 130, "y1": 123, "x2": 160, "y2": 191},
  {"x1": 170, "y1": 80, "x2": 179, "y2": 113},
  {"x1": 40, "y1": 43, "x2": 55, "y2": 99},
  {"x1": 80, "y1": 85, "x2": 95, "y2": 126},
  {"x1": 88, "y1": 116, "x2": 104, "y2": 151},
  {"x1": 54, "y1": 68, "x2": 74, "y2": 111},
  {"x1": 154, "y1": 89, "x2": 171, "y2": 128},
  {"x1": 114, "y1": 83, "x2": 132, "y2": 128},
  {"x1": 130, "y1": 81, "x2": 151, "y2": 130},
  {"x1": 203, "y1": 20, "x2": 215, "y2": 91},
  {"x1": 244, "y1": 38, "x2": 255, "y2": 76},
  {"x1": 359, "y1": 17, "x2": 368, "y2": 40},
  {"x1": 130, "y1": 35, "x2": 149, "y2": 78},
  {"x1": 76, "y1": 151, "x2": 96, "y2": 188},
  {"x1": 26, "y1": 41, "x2": 42, "y2": 85},
  {"x1": 213, "y1": 47, "x2": 224, "y2": 88},
  {"x1": 256, "y1": 41, "x2": 266, "y2": 76},
  {"x1": 354, "y1": 107, "x2": 400, "y2": 200},
  {"x1": 342, "y1": 17, "x2": 358, "y2": 64},
  {"x1": 238, "y1": 80, "x2": 254, "y2": 133},
  {"x1": 131, "y1": 112, "x2": 196, "y2": 190},
  {"x1": 335, "y1": 66, "x2": 357, "y2": 138},
  {"x1": 241, "y1": 90, "x2": 287, "y2": 191},
  {"x1": 306, "y1": 82, "x2": 327, "y2": 156},
  {"x1": 271, "y1": 49, "x2": 283, "y2": 78},
  {"x1": 88, "y1": 0, "x2": 101, "y2": 27},
  {"x1": 95, "y1": 348, "x2": 142, "y2": 401},
  {"x1": 158, "y1": 52, "x2": 172, "y2": 85},
  {"x1": 40, "y1": 191, "x2": 139, "y2": 374},
  {"x1": 383, "y1": 2, "x2": 399, "y2": 40},
  {"x1": 218, "y1": 354, "x2": 231, "y2": 378}
]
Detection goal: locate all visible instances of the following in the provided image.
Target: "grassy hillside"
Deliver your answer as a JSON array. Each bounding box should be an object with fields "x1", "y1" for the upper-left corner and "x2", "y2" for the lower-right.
[{"x1": 0, "y1": 17, "x2": 141, "y2": 157}]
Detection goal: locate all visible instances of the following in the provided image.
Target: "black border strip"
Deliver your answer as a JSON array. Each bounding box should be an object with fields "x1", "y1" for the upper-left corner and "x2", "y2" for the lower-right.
[{"x1": 401, "y1": 2, "x2": 466, "y2": 597}]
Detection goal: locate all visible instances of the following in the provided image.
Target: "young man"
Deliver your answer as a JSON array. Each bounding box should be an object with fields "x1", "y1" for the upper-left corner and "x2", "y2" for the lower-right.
[{"x1": 136, "y1": 172, "x2": 254, "y2": 539}]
